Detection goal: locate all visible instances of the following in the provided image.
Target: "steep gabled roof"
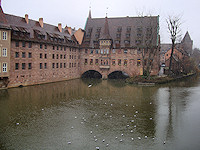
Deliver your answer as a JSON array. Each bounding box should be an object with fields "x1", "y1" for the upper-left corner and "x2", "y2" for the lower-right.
[
  {"x1": 0, "y1": 6, "x2": 10, "y2": 28},
  {"x1": 83, "y1": 15, "x2": 159, "y2": 48},
  {"x1": 99, "y1": 17, "x2": 112, "y2": 40},
  {"x1": 182, "y1": 31, "x2": 192, "y2": 43}
]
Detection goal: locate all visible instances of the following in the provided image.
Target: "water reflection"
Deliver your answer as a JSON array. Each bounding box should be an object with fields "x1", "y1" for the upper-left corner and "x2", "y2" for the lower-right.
[{"x1": 0, "y1": 78, "x2": 200, "y2": 150}]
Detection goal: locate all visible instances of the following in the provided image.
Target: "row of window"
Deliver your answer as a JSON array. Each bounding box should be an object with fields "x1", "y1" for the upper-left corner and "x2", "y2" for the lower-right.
[
  {"x1": 84, "y1": 59, "x2": 141, "y2": 66},
  {"x1": 15, "y1": 41, "x2": 78, "y2": 52},
  {"x1": 0, "y1": 31, "x2": 7, "y2": 40},
  {"x1": 15, "y1": 63, "x2": 32, "y2": 70},
  {"x1": 15, "y1": 52, "x2": 32, "y2": 58},
  {"x1": 0, "y1": 48, "x2": 7, "y2": 57},
  {"x1": 85, "y1": 49, "x2": 133, "y2": 54},
  {"x1": 15, "y1": 62, "x2": 79, "y2": 70},
  {"x1": 0, "y1": 62, "x2": 7, "y2": 72}
]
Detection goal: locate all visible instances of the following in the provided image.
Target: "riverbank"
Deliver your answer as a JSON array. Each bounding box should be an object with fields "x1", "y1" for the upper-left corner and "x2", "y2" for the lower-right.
[{"x1": 125, "y1": 73, "x2": 197, "y2": 85}]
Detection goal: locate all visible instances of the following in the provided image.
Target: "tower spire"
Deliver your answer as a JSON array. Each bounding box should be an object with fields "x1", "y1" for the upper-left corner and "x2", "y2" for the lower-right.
[
  {"x1": 88, "y1": 6, "x2": 92, "y2": 19},
  {"x1": 100, "y1": 16, "x2": 111, "y2": 40}
]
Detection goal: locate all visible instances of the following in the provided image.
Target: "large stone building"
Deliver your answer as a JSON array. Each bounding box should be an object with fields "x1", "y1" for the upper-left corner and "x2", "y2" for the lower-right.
[
  {"x1": 0, "y1": 5, "x2": 160, "y2": 88},
  {"x1": 81, "y1": 10, "x2": 160, "y2": 79}
]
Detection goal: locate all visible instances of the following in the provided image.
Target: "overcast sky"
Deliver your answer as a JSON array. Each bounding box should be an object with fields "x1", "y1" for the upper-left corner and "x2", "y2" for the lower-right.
[{"x1": 2, "y1": 0, "x2": 200, "y2": 48}]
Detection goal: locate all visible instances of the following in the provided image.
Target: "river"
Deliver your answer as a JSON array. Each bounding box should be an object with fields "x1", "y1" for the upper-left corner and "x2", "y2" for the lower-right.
[{"x1": 0, "y1": 77, "x2": 200, "y2": 150}]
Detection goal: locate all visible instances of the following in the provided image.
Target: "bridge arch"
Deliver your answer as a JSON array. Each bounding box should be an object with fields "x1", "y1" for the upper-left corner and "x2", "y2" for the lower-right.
[
  {"x1": 81, "y1": 70, "x2": 102, "y2": 79},
  {"x1": 108, "y1": 70, "x2": 129, "y2": 79}
]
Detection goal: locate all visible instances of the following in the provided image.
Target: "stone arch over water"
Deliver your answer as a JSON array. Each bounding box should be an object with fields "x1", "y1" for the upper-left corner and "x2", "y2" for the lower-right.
[
  {"x1": 81, "y1": 70, "x2": 102, "y2": 79},
  {"x1": 108, "y1": 71, "x2": 129, "y2": 79}
]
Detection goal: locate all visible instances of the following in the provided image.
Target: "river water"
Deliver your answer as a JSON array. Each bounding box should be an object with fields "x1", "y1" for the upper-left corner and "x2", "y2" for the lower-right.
[{"x1": 0, "y1": 77, "x2": 200, "y2": 150}]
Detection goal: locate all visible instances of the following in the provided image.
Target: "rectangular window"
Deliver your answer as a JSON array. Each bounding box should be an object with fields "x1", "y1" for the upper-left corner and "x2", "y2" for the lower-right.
[
  {"x1": 40, "y1": 63, "x2": 42, "y2": 69},
  {"x1": 44, "y1": 63, "x2": 47, "y2": 69},
  {"x1": 52, "y1": 63, "x2": 55, "y2": 68},
  {"x1": 57, "y1": 54, "x2": 59, "y2": 59},
  {"x1": 85, "y1": 49, "x2": 88, "y2": 54},
  {"x1": 90, "y1": 59, "x2": 93, "y2": 65},
  {"x1": 22, "y1": 63, "x2": 26, "y2": 70},
  {"x1": 28, "y1": 63, "x2": 32, "y2": 69},
  {"x1": 40, "y1": 44, "x2": 43, "y2": 49},
  {"x1": 51, "y1": 54, "x2": 54, "y2": 59},
  {"x1": 22, "y1": 41, "x2": 26, "y2": 47},
  {"x1": 95, "y1": 59, "x2": 98, "y2": 64},
  {"x1": 45, "y1": 44, "x2": 47, "y2": 49},
  {"x1": 60, "y1": 63, "x2": 62, "y2": 68},
  {"x1": 118, "y1": 59, "x2": 121, "y2": 65},
  {"x1": 112, "y1": 59, "x2": 115, "y2": 65},
  {"x1": 28, "y1": 52, "x2": 32, "y2": 58},
  {"x1": 85, "y1": 59, "x2": 88, "y2": 64},
  {"x1": 2, "y1": 48, "x2": 7, "y2": 57},
  {"x1": 64, "y1": 63, "x2": 66, "y2": 68},
  {"x1": 95, "y1": 49, "x2": 99, "y2": 54},
  {"x1": 44, "y1": 54, "x2": 47, "y2": 59},
  {"x1": 60, "y1": 54, "x2": 63, "y2": 59},
  {"x1": 124, "y1": 59, "x2": 128, "y2": 66},
  {"x1": 15, "y1": 52, "x2": 19, "y2": 58},
  {"x1": 2, "y1": 63, "x2": 7, "y2": 72},
  {"x1": 57, "y1": 46, "x2": 59, "y2": 50},
  {"x1": 112, "y1": 49, "x2": 116, "y2": 54},
  {"x1": 137, "y1": 59, "x2": 141, "y2": 66},
  {"x1": 53, "y1": 45, "x2": 55, "y2": 50},
  {"x1": 15, "y1": 63, "x2": 19, "y2": 70},
  {"x1": 56, "y1": 63, "x2": 59, "y2": 68},
  {"x1": 28, "y1": 42, "x2": 32, "y2": 48},
  {"x1": 22, "y1": 52, "x2": 26, "y2": 58},
  {"x1": 64, "y1": 54, "x2": 66, "y2": 59},
  {"x1": 64, "y1": 47, "x2": 66, "y2": 51},
  {"x1": 90, "y1": 49, "x2": 93, "y2": 54},
  {"x1": 15, "y1": 41, "x2": 19, "y2": 47},
  {"x1": 40, "y1": 53, "x2": 42, "y2": 58},
  {"x1": 124, "y1": 49, "x2": 128, "y2": 54},
  {"x1": 2, "y1": 31, "x2": 7, "y2": 40},
  {"x1": 69, "y1": 63, "x2": 71, "y2": 68}
]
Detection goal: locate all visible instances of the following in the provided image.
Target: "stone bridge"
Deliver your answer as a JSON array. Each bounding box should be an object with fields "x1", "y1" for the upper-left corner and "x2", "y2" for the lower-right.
[{"x1": 80, "y1": 62, "x2": 143, "y2": 79}]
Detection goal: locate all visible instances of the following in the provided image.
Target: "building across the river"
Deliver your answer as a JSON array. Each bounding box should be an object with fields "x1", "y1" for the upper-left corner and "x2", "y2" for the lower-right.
[{"x1": 0, "y1": 4, "x2": 160, "y2": 88}]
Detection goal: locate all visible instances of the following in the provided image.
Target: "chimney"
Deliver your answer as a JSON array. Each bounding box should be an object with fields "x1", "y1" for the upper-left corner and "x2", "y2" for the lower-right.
[
  {"x1": 25, "y1": 14, "x2": 29, "y2": 24},
  {"x1": 39, "y1": 18, "x2": 43, "y2": 28},
  {"x1": 58, "y1": 23, "x2": 62, "y2": 32},
  {"x1": 68, "y1": 27, "x2": 72, "y2": 35}
]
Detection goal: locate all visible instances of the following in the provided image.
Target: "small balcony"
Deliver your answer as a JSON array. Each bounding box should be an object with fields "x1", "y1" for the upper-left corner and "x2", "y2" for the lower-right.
[{"x1": 99, "y1": 65, "x2": 110, "y2": 69}]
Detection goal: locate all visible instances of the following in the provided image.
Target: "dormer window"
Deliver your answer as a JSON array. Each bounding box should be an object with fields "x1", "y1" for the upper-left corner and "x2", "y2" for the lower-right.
[
  {"x1": 117, "y1": 27, "x2": 122, "y2": 32},
  {"x1": 127, "y1": 26, "x2": 131, "y2": 32},
  {"x1": 126, "y1": 33, "x2": 130, "y2": 38},
  {"x1": 96, "y1": 27, "x2": 101, "y2": 32},
  {"x1": 116, "y1": 33, "x2": 121, "y2": 38}
]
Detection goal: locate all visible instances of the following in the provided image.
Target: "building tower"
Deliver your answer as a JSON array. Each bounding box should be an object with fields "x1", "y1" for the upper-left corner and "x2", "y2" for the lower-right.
[
  {"x1": 181, "y1": 31, "x2": 193, "y2": 56},
  {"x1": 98, "y1": 16, "x2": 112, "y2": 77}
]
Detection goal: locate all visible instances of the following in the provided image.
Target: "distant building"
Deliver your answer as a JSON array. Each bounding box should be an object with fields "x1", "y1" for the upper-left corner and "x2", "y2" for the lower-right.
[
  {"x1": 0, "y1": 6, "x2": 11, "y2": 88},
  {"x1": 0, "y1": 4, "x2": 161, "y2": 88},
  {"x1": 81, "y1": 10, "x2": 160, "y2": 78},
  {"x1": 160, "y1": 31, "x2": 193, "y2": 66}
]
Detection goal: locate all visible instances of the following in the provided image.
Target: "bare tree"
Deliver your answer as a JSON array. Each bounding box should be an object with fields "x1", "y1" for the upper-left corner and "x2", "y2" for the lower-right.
[
  {"x1": 166, "y1": 15, "x2": 182, "y2": 74},
  {"x1": 136, "y1": 13, "x2": 160, "y2": 78}
]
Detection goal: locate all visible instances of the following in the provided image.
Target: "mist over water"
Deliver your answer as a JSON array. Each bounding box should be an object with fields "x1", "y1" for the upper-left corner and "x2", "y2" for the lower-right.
[{"x1": 0, "y1": 78, "x2": 200, "y2": 150}]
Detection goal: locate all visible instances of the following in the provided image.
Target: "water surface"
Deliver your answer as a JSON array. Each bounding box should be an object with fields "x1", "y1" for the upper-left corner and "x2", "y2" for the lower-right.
[{"x1": 0, "y1": 78, "x2": 200, "y2": 150}]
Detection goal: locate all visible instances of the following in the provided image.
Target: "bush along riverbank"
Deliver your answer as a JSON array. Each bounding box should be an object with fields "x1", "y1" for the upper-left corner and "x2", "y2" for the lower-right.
[{"x1": 125, "y1": 73, "x2": 198, "y2": 85}]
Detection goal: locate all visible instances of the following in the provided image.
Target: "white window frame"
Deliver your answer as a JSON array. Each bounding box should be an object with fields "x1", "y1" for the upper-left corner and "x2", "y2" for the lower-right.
[
  {"x1": 2, "y1": 31, "x2": 7, "y2": 40},
  {"x1": 2, "y1": 48, "x2": 7, "y2": 57},
  {"x1": 2, "y1": 63, "x2": 7, "y2": 72}
]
